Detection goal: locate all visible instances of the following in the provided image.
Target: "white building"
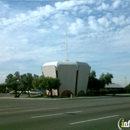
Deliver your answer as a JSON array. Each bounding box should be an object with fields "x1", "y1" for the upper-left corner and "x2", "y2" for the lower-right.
[
  {"x1": 42, "y1": 61, "x2": 91, "y2": 96},
  {"x1": 105, "y1": 83, "x2": 124, "y2": 88}
]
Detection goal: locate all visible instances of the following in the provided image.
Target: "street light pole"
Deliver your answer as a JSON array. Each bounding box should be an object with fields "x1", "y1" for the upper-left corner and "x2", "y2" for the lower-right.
[{"x1": 125, "y1": 77, "x2": 127, "y2": 86}]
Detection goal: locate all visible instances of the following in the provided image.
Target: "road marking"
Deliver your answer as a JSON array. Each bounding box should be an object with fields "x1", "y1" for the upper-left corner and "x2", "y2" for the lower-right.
[
  {"x1": 31, "y1": 113, "x2": 64, "y2": 118},
  {"x1": 31, "y1": 110, "x2": 83, "y2": 119},
  {"x1": 66, "y1": 111, "x2": 83, "y2": 114},
  {"x1": 69, "y1": 115, "x2": 119, "y2": 125}
]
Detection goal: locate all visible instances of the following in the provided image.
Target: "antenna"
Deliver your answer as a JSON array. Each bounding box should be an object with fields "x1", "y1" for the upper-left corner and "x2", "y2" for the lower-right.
[{"x1": 65, "y1": 23, "x2": 68, "y2": 61}]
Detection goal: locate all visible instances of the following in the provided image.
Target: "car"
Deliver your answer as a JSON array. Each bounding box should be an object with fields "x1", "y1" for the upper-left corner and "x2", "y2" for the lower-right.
[
  {"x1": 27, "y1": 89, "x2": 44, "y2": 96},
  {"x1": 9, "y1": 90, "x2": 21, "y2": 94}
]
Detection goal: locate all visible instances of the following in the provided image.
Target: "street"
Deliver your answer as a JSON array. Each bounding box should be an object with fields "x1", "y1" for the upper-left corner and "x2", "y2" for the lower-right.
[{"x1": 0, "y1": 96, "x2": 130, "y2": 130}]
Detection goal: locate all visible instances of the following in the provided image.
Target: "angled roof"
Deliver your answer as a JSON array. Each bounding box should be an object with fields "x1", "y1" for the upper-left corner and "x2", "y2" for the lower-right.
[
  {"x1": 105, "y1": 83, "x2": 124, "y2": 88},
  {"x1": 43, "y1": 60, "x2": 90, "y2": 69}
]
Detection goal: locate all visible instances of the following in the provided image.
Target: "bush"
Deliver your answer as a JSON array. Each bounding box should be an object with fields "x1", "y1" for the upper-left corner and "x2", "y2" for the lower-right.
[{"x1": 125, "y1": 84, "x2": 130, "y2": 93}]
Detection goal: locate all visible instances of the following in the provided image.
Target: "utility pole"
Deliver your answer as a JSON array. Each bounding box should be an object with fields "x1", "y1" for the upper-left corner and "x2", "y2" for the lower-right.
[{"x1": 125, "y1": 77, "x2": 127, "y2": 86}]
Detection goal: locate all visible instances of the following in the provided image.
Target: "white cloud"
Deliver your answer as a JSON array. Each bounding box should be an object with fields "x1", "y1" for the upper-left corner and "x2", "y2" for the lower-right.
[
  {"x1": 0, "y1": 1, "x2": 10, "y2": 17},
  {"x1": 68, "y1": 18, "x2": 86, "y2": 35},
  {"x1": 98, "y1": 16, "x2": 110, "y2": 28},
  {"x1": 0, "y1": 4, "x2": 55, "y2": 31},
  {"x1": 36, "y1": 5, "x2": 55, "y2": 17},
  {"x1": 52, "y1": 25, "x2": 59, "y2": 30},
  {"x1": 0, "y1": 0, "x2": 130, "y2": 85},
  {"x1": 55, "y1": 0, "x2": 86, "y2": 10},
  {"x1": 97, "y1": 2, "x2": 109, "y2": 10},
  {"x1": 37, "y1": 28, "x2": 48, "y2": 34},
  {"x1": 55, "y1": 1, "x2": 78, "y2": 10},
  {"x1": 78, "y1": 5, "x2": 92, "y2": 14},
  {"x1": 55, "y1": 0, "x2": 94, "y2": 10},
  {"x1": 111, "y1": 15, "x2": 130, "y2": 26},
  {"x1": 88, "y1": 16, "x2": 101, "y2": 31},
  {"x1": 112, "y1": 0, "x2": 121, "y2": 9}
]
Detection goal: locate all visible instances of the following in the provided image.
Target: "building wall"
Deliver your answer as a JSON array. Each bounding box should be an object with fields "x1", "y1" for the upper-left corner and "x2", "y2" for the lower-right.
[
  {"x1": 42, "y1": 65, "x2": 58, "y2": 95},
  {"x1": 77, "y1": 65, "x2": 90, "y2": 95},
  {"x1": 42, "y1": 65, "x2": 57, "y2": 78},
  {"x1": 42, "y1": 61, "x2": 91, "y2": 96},
  {"x1": 57, "y1": 65, "x2": 77, "y2": 96}
]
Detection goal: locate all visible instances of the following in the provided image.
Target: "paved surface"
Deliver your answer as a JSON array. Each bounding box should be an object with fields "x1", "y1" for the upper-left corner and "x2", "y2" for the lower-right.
[{"x1": 0, "y1": 96, "x2": 130, "y2": 130}]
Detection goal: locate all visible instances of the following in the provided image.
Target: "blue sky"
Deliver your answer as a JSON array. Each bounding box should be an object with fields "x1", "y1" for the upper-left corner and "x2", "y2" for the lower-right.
[{"x1": 0, "y1": 0, "x2": 130, "y2": 86}]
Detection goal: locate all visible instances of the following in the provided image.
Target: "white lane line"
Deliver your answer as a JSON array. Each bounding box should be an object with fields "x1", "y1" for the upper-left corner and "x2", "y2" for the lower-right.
[
  {"x1": 66, "y1": 111, "x2": 83, "y2": 114},
  {"x1": 69, "y1": 115, "x2": 119, "y2": 125},
  {"x1": 31, "y1": 110, "x2": 83, "y2": 119},
  {"x1": 31, "y1": 113, "x2": 64, "y2": 119}
]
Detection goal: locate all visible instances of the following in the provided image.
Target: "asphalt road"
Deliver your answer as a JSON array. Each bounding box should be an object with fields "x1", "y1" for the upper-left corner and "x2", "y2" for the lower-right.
[{"x1": 0, "y1": 96, "x2": 130, "y2": 130}]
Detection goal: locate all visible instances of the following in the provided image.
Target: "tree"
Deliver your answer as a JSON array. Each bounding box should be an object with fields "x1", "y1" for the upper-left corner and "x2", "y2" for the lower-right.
[
  {"x1": 43, "y1": 77, "x2": 61, "y2": 97},
  {"x1": 20, "y1": 73, "x2": 39, "y2": 97},
  {"x1": 1, "y1": 71, "x2": 43, "y2": 97},
  {"x1": 88, "y1": 71, "x2": 114, "y2": 95},
  {"x1": 5, "y1": 74, "x2": 14, "y2": 85},
  {"x1": 89, "y1": 70, "x2": 96, "y2": 80},
  {"x1": 88, "y1": 70, "x2": 101, "y2": 95},
  {"x1": 36, "y1": 77, "x2": 61, "y2": 97},
  {"x1": 5, "y1": 71, "x2": 21, "y2": 97},
  {"x1": 32, "y1": 76, "x2": 61, "y2": 97},
  {"x1": 0, "y1": 83, "x2": 8, "y2": 93},
  {"x1": 124, "y1": 84, "x2": 130, "y2": 93},
  {"x1": 20, "y1": 73, "x2": 34, "y2": 90},
  {"x1": 5, "y1": 72, "x2": 38, "y2": 97},
  {"x1": 99, "y1": 73, "x2": 113, "y2": 86},
  {"x1": 32, "y1": 75, "x2": 41, "y2": 90}
]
